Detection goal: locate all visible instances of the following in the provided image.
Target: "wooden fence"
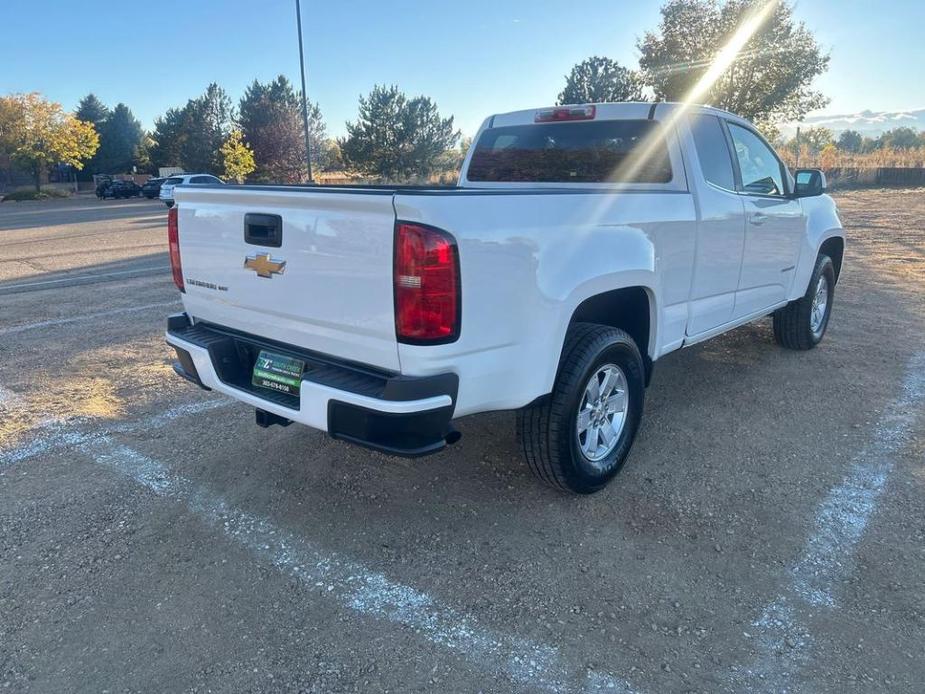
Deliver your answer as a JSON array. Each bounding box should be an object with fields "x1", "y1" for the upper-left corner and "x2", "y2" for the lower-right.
[{"x1": 824, "y1": 167, "x2": 925, "y2": 189}]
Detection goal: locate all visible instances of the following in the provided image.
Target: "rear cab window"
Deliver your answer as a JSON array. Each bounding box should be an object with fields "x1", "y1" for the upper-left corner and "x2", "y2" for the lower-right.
[
  {"x1": 690, "y1": 114, "x2": 736, "y2": 191},
  {"x1": 466, "y1": 120, "x2": 673, "y2": 184}
]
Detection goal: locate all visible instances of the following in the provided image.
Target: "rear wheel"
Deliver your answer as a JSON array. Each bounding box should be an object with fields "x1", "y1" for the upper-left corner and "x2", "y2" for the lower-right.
[
  {"x1": 773, "y1": 254, "x2": 835, "y2": 350},
  {"x1": 517, "y1": 323, "x2": 645, "y2": 494}
]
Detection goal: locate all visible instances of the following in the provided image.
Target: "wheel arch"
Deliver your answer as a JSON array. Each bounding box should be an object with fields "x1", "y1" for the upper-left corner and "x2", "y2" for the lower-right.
[
  {"x1": 819, "y1": 235, "x2": 844, "y2": 282},
  {"x1": 566, "y1": 286, "x2": 656, "y2": 385}
]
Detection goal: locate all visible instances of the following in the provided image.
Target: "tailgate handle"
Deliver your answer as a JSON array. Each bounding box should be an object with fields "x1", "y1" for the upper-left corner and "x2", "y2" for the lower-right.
[{"x1": 244, "y1": 213, "x2": 283, "y2": 248}]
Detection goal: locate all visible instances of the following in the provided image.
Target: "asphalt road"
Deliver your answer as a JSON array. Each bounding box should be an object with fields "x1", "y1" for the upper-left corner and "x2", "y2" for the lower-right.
[{"x1": 1, "y1": 192, "x2": 923, "y2": 692}]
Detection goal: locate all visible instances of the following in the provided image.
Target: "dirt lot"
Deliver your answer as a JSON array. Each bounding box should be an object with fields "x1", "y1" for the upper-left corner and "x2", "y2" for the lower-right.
[{"x1": 1, "y1": 191, "x2": 923, "y2": 692}]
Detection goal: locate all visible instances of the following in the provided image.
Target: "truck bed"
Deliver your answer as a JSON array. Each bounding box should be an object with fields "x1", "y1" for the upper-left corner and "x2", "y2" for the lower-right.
[{"x1": 173, "y1": 181, "x2": 696, "y2": 415}]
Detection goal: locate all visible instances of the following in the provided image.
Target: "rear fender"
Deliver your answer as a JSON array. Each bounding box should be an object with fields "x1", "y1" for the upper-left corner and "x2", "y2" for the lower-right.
[
  {"x1": 546, "y1": 273, "x2": 657, "y2": 389},
  {"x1": 539, "y1": 226, "x2": 658, "y2": 394}
]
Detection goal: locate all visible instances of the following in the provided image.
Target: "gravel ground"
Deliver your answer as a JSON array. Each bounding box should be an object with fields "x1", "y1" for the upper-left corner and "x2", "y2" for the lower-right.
[{"x1": 0, "y1": 191, "x2": 923, "y2": 692}]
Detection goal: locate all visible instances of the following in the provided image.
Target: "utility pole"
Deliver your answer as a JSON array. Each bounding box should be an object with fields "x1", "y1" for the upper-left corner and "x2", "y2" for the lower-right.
[
  {"x1": 295, "y1": 0, "x2": 313, "y2": 182},
  {"x1": 795, "y1": 126, "x2": 801, "y2": 168}
]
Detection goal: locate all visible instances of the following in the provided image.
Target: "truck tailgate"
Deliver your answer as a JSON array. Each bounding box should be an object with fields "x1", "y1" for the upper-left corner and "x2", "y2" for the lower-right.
[{"x1": 173, "y1": 186, "x2": 400, "y2": 371}]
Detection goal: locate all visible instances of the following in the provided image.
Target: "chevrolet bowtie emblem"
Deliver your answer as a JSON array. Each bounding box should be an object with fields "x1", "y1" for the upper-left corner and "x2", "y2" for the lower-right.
[{"x1": 244, "y1": 253, "x2": 286, "y2": 278}]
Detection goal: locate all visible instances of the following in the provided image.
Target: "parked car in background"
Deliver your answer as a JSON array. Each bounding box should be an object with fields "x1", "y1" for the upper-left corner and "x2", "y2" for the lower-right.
[
  {"x1": 160, "y1": 174, "x2": 223, "y2": 207},
  {"x1": 142, "y1": 177, "x2": 165, "y2": 199},
  {"x1": 109, "y1": 181, "x2": 143, "y2": 199},
  {"x1": 96, "y1": 179, "x2": 143, "y2": 199}
]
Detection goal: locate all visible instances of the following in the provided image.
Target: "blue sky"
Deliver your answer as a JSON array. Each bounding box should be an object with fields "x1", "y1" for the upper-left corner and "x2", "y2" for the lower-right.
[{"x1": 0, "y1": 0, "x2": 922, "y2": 137}]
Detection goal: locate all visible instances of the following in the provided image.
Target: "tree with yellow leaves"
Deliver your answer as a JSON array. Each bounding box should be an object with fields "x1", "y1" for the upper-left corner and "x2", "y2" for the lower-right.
[
  {"x1": 220, "y1": 129, "x2": 256, "y2": 184},
  {"x1": 0, "y1": 93, "x2": 100, "y2": 192}
]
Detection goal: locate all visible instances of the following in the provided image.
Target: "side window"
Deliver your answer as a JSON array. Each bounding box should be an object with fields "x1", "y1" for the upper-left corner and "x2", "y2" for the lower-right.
[
  {"x1": 191, "y1": 176, "x2": 210, "y2": 184},
  {"x1": 727, "y1": 123, "x2": 785, "y2": 196},
  {"x1": 690, "y1": 114, "x2": 735, "y2": 191}
]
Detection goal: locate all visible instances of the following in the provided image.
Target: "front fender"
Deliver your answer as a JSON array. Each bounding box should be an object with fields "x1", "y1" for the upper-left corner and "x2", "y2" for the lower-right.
[{"x1": 791, "y1": 194, "x2": 845, "y2": 300}]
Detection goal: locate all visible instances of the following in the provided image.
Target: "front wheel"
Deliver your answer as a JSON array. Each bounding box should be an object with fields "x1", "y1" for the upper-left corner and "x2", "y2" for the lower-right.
[
  {"x1": 517, "y1": 323, "x2": 645, "y2": 494},
  {"x1": 773, "y1": 254, "x2": 835, "y2": 350}
]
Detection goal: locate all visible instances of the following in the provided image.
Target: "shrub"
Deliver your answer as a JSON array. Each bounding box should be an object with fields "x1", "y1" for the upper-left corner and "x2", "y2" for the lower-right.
[{"x1": 1, "y1": 188, "x2": 69, "y2": 202}]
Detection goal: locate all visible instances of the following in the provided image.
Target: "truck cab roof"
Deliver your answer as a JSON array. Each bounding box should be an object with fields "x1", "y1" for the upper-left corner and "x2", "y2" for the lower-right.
[
  {"x1": 458, "y1": 102, "x2": 765, "y2": 190},
  {"x1": 482, "y1": 102, "x2": 749, "y2": 129}
]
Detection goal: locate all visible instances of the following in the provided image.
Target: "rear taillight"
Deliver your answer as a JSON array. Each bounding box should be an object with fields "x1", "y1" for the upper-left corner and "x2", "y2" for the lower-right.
[
  {"x1": 535, "y1": 105, "x2": 596, "y2": 122},
  {"x1": 167, "y1": 206, "x2": 184, "y2": 292},
  {"x1": 394, "y1": 222, "x2": 460, "y2": 344}
]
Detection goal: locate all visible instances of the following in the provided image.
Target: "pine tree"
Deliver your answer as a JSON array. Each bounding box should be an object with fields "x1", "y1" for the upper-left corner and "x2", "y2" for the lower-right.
[
  {"x1": 95, "y1": 103, "x2": 143, "y2": 174},
  {"x1": 74, "y1": 93, "x2": 110, "y2": 177},
  {"x1": 557, "y1": 57, "x2": 643, "y2": 105},
  {"x1": 238, "y1": 75, "x2": 326, "y2": 182},
  {"x1": 340, "y1": 85, "x2": 459, "y2": 180}
]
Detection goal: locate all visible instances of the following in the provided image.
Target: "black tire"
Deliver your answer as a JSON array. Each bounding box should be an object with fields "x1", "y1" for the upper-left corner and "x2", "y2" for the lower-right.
[
  {"x1": 773, "y1": 254, "x2": 835, "y2": 350},
  {"x1": 517, "y1": 323, "x2": 646, "y2": 494}
]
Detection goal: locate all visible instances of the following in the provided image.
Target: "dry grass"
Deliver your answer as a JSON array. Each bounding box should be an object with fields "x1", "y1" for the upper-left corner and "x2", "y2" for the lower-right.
[
  {"x1": 0, "y1": 376, "x2": 124, "y2": 445},
  {"x1": 781, "y1": 146, "x2": 925, "y2": 170},
  {"x1": 0, "y1": 337, "x2": 175, "y2": 451},
  {"x1": 833, "y1": 188, "x2": 925, "y2": 318}
]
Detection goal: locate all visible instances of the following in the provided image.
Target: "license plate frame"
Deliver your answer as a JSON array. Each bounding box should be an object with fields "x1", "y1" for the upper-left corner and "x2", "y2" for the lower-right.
[{"x1": 251, "y1": 349, "x2": 305, "y2": 397}]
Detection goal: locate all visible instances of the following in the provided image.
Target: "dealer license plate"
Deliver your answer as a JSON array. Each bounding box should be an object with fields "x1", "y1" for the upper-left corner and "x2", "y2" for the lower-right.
[{"x1": 251, "y1": 350, "x2": 305, "y2": 397}]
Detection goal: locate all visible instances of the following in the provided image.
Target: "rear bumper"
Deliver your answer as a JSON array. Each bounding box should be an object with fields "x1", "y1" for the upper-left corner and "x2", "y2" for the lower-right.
[{"x1": 165, "y1": 313, "x2": 458, "y2": 457}]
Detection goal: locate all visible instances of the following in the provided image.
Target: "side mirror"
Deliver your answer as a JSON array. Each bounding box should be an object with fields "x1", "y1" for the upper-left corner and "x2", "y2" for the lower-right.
[{"x1": 793, "y1": 168, "x2": 826, "y2": 197}]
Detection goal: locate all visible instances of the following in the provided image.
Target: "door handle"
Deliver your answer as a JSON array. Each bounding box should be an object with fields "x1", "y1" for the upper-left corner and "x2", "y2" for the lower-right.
[
  {"x1": 245, "y1": 213, "x2": 283, "y2": 247},
  {"x1": 750, "y1": 213, "x2": 768, "y2": 225}
]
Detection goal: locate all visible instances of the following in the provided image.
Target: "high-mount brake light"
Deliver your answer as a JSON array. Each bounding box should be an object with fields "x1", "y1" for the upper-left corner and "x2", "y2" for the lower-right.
[
  {"x1": 534, "y1": 105, "x2": 596, "y2": 123},
  {"x1": 394, "y1": 222, "x2": 460, "y2": 344},
  {"x1": 167, "y1": 206, "x2": 184, "y2": 292}
]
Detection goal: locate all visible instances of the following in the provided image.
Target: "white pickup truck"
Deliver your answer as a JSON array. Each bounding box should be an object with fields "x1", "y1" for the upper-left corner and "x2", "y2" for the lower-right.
[{"x1": 165, "y1": 102, "x2": 844, "y2": 493}]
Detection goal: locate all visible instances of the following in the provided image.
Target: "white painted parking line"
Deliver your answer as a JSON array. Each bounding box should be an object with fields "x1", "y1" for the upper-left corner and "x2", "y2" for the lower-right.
[
  {"x1": 738, "y1": 596, "x2": 811, "y2": 693},
  {"x1": 791, "y1": 352, "x2": 925, "y2": 608},
  {"x1": 82, "y1": 434, "x2": 635, "y2": 693},
  {"x1": 0, "y1": 300, "x2": 179, "y2": 336},
  {"x1": 0, "y1": 385, "x2": 20, "y2": 407},
  {"x1": 0, "y1": 398, "x2": 230, "y2": 468},
  {"x1": 0, "y1": 265, "x2": 165, "y2": 293},
  {"x1": 2, "y1": 387, "x2": 634, "y2": 690},
  {"x1": 732, "y1": 351, "x2": 925, "y2": 690}
]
